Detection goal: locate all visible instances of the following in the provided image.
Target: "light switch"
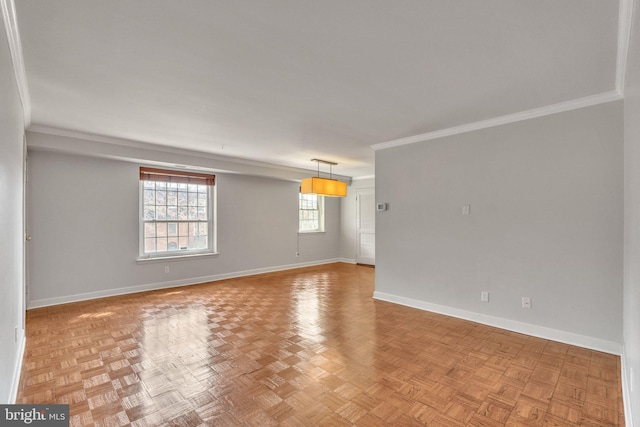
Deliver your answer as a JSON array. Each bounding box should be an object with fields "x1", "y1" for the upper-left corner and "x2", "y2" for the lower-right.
[{"x1": 462, "y1": 205, "x2": 470, "y2": 215}]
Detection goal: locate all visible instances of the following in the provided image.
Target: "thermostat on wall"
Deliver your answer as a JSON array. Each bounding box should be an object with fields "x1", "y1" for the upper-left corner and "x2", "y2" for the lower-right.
[{"x1": 376, "y1": 202, "x2": 387, "y2": 212}]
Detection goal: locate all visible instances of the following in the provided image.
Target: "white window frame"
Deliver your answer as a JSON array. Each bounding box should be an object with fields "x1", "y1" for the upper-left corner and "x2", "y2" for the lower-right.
[
  {"x1": 138, "y1": 168, "x2": 217, "y2": 261},
  {"x1": 299, "y1": 193, "x2": 325, "y2": 233}
]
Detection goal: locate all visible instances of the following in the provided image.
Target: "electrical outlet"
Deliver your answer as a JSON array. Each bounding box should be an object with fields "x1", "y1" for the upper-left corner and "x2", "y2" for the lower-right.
[
  {"x1": 522, "y1": 297, "x2": 531, "y2": 309},
  {"x1": 296, "y1": 252, "x2": 299, "y2": 257},
  {"x1": 481, "y1": 291, "x2": 489, "y2": 302},
  {"x1": 462, "y1": 205, "x2": 471, "y2": 215},
  {"x1": 164, "y1": 266, "x2": 170, "y2": 274}
]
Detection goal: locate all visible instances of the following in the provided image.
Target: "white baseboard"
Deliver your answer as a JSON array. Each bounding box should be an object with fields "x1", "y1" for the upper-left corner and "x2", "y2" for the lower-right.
[
  {"x1": 9, "y1": 333, "x2": 25, "y2": 403},
  {"x1": 28, "y1": 258, "x2": 344, "y2": 309},
  {"x1": 621, "y1": 351, "x2": 635, "y2": 427},
  {"x1": 339, "y1": 258, "x2": 356, "y2": 264},
  {"x1": 373, "y1": 291, "x2": 623, "y2": 356}
]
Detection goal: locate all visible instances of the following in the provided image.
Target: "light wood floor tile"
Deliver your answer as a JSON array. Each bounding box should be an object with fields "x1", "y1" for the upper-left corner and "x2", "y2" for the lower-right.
[{"x1": 17, "y1": 263, "x2": 625, "y2": 425}]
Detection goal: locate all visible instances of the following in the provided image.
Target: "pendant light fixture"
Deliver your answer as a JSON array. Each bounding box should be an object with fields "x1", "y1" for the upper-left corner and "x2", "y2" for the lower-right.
[{"x1": 300, "y1": 159, "x2": 347, "y2": 197}]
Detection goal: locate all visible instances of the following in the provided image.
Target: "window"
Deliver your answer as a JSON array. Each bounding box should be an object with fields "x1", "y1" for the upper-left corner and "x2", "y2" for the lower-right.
[
  {"x1": 299, "y1": 193, "x2": 324, "y2": 233},
  {"x1": 140, "y1": 167, "x2": 215, "y2": 258}
]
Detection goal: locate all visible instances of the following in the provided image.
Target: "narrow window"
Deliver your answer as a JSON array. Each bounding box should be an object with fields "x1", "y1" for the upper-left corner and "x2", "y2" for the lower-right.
[
  {"x1": 299, "y1": 193, "x2": 324, "y2": 233},
  {"x1": 140, "y1": 167, "x2": 215, "y2": 258}
]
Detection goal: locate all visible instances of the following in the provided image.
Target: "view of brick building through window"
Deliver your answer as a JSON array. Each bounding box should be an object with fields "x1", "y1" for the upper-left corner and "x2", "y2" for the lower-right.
[{"x1": 142, "y1": 181, "x2": 209, "y2": 254}]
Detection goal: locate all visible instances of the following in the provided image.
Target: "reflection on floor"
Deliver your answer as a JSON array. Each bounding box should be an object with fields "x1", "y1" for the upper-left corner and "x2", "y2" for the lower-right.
[{"x1": 18, "y1": 263, "x2": 624, "y2": 426}]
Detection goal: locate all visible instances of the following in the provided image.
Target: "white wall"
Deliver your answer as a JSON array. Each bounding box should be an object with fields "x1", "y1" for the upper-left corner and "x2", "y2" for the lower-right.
[
  {"x1": 623, "y1": 0, "x2": 640, "y2": 422},
  {"x1": 0, "y1": 14, "x2": 26, "y2": 402},
  {"x1": 375, "y1": 100, "x2": 624, "y2": 352},
  {"x1": 27, "y1": 147, "x2": 341, "y2": 306},
  {"x1": 340, "y1": 177, "x2": 375, "y2": 262}
]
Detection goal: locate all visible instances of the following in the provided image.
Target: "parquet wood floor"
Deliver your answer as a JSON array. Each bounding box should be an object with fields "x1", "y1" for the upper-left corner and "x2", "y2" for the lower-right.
[{"x1": 17, "y1": 263, "x2": 625, "y2": 426}]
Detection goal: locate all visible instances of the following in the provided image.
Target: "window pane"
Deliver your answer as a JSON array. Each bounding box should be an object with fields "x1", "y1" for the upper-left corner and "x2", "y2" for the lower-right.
[
  {"x1": 144, "y1": 207, "x2": 155, "y2": 221},
  {"x1": 197, "y1": 207, "x2": 207, "y2": 220},
  {"x1": 178, "y1": 222, "x2": 188, "y2": 236},
  {"x1": 189, "y1": 236, "x2": 207, "y2": 249},
  {"x1": 157, "y1": 223, "x2": 167, "y2": 237},
  {"x1": 144, "y1": 238, "x2": 156, "y2": 253},
  {"x1": 167, "y1": 190, "x2": 177, "y2": 205},
  {"x1": 188, "y1": 192, "x2": 197, "y2": 207},
  {"x1": 156, "y1": 182, "x2": 166, "y2": 191},
  {"x1": 157, "y1": 238, "x2": 167, "y2": 252},
  {"x1": 198, "y1": 193, "x2": 207, "y2": 206},
  {"x1": 168, "y1": 223, "x2": 177, "y2": 236},
  {"x1": 167, "y1": 206, "x2": 177, "y2": 220},
  {"x1": 168, "y1": 237, "x2": 179, "y2": 251},
  {"x1": 178, "y1": 191, "x2": 188, "y2": 205},
  {"x1": 188, "y1": 207, "x2": 197, "y2": 220},
  {"x1": 144, "y1": 223, "x2": 156, "y2": 238},
  {"x1": 299, "y1": 194, "x2": 318, "y2": 210},
  {"x1": 198, "y1": 222, "x2": 207, "y2": 235},
  {"x1": 178, "y1": 206, "x2": 188, "y2": 221},
  {"x1": 144, "y1": 189, "x2": 155, "y2": 205},
  {"x1": 156, "y1": 206, "x2": 167, "y2": 220},
  {"x1": 156, "y1": 190, "x2": 166, "y2": 205}
]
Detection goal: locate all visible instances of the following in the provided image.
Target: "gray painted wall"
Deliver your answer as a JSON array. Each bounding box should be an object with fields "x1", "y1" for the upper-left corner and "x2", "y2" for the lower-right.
[
  {"x1": 26, "y1": 149, "x2": 340, "y2": 305},
  {"x1": 0, "y1": 16, "x2": 26, "y2": 402},
  {"x1": 375, "y1": 101, "x2": 623, "y2": 346},
  {"x1": 623, "y1": 0, "x2": 640, "y2": 422}
]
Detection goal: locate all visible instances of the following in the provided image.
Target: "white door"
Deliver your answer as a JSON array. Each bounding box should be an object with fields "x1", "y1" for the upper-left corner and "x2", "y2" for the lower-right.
[{"x1": 356, "y1": 188, "x2": 375, "y2": 265}]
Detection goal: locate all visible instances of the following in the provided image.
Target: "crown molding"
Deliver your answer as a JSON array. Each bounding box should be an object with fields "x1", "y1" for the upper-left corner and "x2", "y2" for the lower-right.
[
  {"x1": 8, "y1": 1, "x2": 631, "y2": 167},
  {"x1": 371, "y1": 90, "x2": 622, "y2": 151},
  {"x1": 26, "y1": 125, "x2": 353, "y2": 183},
  {"x1": 616, "y1": 0, "x2": 634, "y2": 94},
  {"x1": 1, "y1": 0, "x2": 31, "y2": 126}
]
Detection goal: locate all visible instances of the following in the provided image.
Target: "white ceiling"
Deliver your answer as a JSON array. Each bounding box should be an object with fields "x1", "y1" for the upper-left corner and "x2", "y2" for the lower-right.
[{"x1": 14, "y1": 0, "x2": 623, "y2": 178}]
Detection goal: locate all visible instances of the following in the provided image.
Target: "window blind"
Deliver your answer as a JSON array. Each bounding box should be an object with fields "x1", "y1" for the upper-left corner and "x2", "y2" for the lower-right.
[{"x1": 139, "y1": 167, "x2": 215, "y2": 186}]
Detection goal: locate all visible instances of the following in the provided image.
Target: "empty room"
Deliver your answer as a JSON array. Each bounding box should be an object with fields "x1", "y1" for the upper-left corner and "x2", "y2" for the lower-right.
[{"x1": 2, "y1": 0, "x2": 640, "y2": 426}]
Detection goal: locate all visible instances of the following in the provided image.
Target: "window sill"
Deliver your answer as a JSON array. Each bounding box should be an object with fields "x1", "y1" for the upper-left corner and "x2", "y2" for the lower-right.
[
  {"x1": 136, "y1": 252, "x2": 219, "y2": 264},
  {"x1": 298, "y1": 231, "x2": 326, "y2": 235}
]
